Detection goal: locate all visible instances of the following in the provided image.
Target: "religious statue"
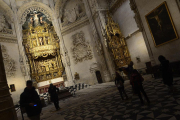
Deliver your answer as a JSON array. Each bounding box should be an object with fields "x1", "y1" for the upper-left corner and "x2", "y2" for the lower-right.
[
  {"x1": 40, "y1": 16, "x2": 44, "y2": 24},
  {"x1": 45, "y1": 37, "x2": 48, "y2": 44},
  {"x1": 33, "y1": 40, "x2": 37, "y2": 47},
  {"x1": 30, "y1": 11, "x2": 41, "y2": 27},
  {"x1": 39, "y1": 37, "x2": 44, "y2": 45},
  {"x1": 30, "y1": 17, "x2": 34, "y2": 26}
]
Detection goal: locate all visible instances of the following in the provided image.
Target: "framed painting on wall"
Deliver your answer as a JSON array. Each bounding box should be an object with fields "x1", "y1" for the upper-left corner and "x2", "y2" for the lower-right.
[{"x1": 145, "y1": 1, "x2": 178, "y2": 47}]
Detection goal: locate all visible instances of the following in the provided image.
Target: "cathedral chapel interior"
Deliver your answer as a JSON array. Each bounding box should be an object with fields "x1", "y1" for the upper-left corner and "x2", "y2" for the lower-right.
[{"x1": 1, "y1": 0, "x2": 180, "y2": 119}]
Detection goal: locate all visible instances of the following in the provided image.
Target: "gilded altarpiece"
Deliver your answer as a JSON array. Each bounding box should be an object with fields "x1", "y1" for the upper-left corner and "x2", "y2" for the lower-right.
[
  {"x1": 106, "y1": 14, "x2": 131, "y2": 68},
  {"x1": 22, "y1": 11, "x2": 64, "y2": 82}
]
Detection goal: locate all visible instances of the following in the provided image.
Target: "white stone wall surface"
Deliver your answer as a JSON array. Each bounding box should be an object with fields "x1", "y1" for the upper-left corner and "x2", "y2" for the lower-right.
[
  {"x1": 112, "y1": 0, "x2": 150, "y2": 69},
  {"x1": 135, "y1": 0, "x2": 180, "y2": 63}
]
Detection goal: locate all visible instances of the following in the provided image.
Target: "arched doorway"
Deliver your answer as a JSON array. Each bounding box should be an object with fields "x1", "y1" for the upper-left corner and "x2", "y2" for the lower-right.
[{"x1": 95, "y1": 71, "x2": 103, "y2": 83}]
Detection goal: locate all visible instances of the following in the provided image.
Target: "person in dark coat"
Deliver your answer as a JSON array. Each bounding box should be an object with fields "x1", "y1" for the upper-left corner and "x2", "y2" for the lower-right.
[
  {"x1": 130, "y1": 69, "x2": 150, "y2": 104},
  {"x1": 158, "y1": 55, "x2": 173, "y2": 91},
  {"x1": 20, "y1": 80, "x2": 42, "y2": 120},
  {"x1": 115, "y1": 71, "x2": 128, "y2": 100},
  {"x1": 48, "y1": 84, "x2": 60, "y2": 110}
]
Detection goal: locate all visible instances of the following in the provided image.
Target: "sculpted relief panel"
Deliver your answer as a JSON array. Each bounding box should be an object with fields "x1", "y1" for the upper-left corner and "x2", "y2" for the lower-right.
[
  {"x1": 0, "y1": 12, "x2": 12, "y2": 34},
  {"x1": 71, "y1": 31, "x2": 93, "y2": 64},
  {"x1": 1, "y1": 45, "x2": 16, "y2": 77},
  {"x1": 60, "y1": 0, "x2": 86, "y2": 27}
]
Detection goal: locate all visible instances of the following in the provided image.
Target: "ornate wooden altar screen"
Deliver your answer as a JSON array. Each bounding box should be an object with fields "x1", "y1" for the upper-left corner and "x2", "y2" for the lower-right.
[
  {"x1": 0, "y1": 45, "x2": 18, "y2": 120},
  {"x1": 22, "y1": 18, "x2": 64, "y2": 83},
  {"x1": 106, "y1": 14, "x2": 131, "y2": 68}
]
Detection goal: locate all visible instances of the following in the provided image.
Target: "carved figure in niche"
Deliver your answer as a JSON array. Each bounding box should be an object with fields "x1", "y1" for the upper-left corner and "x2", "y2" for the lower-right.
[
  {"x1": 30, "y1": 11, "x2": 41, "y2": 27},
  {"x1": 47, "y1": 74, "x2": 51, "y2": 79},
  {"x1": 54, "y1": 72, "x2": 57, "y2": 77},
  {"x1": 32, "y1": 40, "x2": 37, "y2": 47},
  {"x1": 40, "y1": 16, "x2": 44, "y2": 24},
  {"x1": 39, "y1": 37, "x2": 44, "y2": 45},
  {"x1": 42, "y1": 66, "x2": 46, "y2": 72},
  {"x1": 45, "y1": 37, "x2": 48, "y2": 44},
  {"x1": 30, "y1": 17, "x2": 34, "y2": 26}
]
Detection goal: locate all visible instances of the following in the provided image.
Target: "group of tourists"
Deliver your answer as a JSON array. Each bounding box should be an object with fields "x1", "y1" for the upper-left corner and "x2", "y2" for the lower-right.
[
  {"x1": 115, "y1": 55, "x2": 174, "y2": 104},
  {"x1": 19, "y1": 55, "x2": 173, "y2": 120}
]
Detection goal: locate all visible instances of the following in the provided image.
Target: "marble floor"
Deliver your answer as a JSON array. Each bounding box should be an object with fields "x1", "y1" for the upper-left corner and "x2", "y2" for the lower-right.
[{"x1": 17, "y1": 75, "x2": 180, "y2": 120}]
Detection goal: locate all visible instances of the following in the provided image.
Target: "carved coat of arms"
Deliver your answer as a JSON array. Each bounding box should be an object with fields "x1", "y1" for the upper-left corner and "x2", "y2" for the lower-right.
[{"x1": 71, "y1": 31, "x2": 93, "y2": 64}]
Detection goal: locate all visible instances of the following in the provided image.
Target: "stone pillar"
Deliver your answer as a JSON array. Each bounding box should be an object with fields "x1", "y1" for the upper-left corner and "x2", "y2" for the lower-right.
[
  {"x1": 83, "y1": 0, "x2": 112, "y2": 82},
  {"x1": 0, "y1": 45, "x2": 18, "y2": 120},
  {"x1": 10, "y1": 0, "x2": 31, "y2": 80},
  {"x1": 52, "y1": 8, "x2": 74, "y2": 86},
  {"x1": 129, "y1": 0, "x2": 156, "y2": 66}
]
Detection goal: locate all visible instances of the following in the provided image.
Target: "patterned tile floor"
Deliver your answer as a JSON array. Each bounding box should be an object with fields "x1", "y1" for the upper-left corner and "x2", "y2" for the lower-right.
[{"x1": 17, "y1": 76, "x2": 180, "y2": 120}]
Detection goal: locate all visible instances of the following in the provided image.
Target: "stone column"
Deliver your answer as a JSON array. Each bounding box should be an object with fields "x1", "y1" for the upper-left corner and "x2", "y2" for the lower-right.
[
  {"x1": 0, "y1": 45, "x2": 18, "y2": 120},
  {"x1": 129, "y1": 0, "x2": 156, "y2": 66},
  {"x1": 10, "y1": 0, "x2": 31, "y2": 80},
  {"x1": 83, "y1": 0, "x2": 112, "y2": 82},
  {"x1": 95, "y1": 1, "x2": 116, "y2": 77},
  {"x1": 51, "y1": 8, "x2": 74, "y2": 86}
]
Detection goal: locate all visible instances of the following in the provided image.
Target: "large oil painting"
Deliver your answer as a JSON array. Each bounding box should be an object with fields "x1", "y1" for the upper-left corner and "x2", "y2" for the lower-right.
[{"x1": 145, "y1": 2, "x2": 178, "y2": 47}]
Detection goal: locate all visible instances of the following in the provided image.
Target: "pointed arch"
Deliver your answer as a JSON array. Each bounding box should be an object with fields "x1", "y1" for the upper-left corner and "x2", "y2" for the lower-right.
[
  {"x1": 0, "y1": 0, "x2": 14, "y2": 23},
  {"x1": 55, "y1": 0, "x2": 68, "y2": 19}
]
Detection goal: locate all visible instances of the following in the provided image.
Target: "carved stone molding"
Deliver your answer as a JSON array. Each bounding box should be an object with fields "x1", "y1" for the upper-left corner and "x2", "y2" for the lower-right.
[
  {"x1": 0, "y1": 0, "x2": 14, "y2": 23},
  {"x1": 71, "y1": 31, "x2": 93, "y2": 64},
  {"x1": 61, "y1": 17, "x2": 90, "y2": 36},
  {"x1": 129, "y1": 0, "x2": 143, "y2": 31},
  {"x1": 0, "y1": 38, "x2": 17, "y2": 43},
  {"x1": 17, "y1": 1, "x2": 53, "y2": 25},
  {"x1": 1, "y1": 45, "x2": 16, "y2": 77}
]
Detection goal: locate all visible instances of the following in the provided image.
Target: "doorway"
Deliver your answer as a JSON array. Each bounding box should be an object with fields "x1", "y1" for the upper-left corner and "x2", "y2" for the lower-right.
[{"x1": 95, "y1": 71, "x2": 103, "y2": 83}]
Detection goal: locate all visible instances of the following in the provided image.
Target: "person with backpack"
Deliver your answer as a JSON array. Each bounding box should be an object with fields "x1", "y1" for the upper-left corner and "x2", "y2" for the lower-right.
[
  {"x1": 130, "y1": 69, "x2": 150, "y2": 104},
  {"x1": 115, "y1": 71, "x2": 128, "y2": 100}
]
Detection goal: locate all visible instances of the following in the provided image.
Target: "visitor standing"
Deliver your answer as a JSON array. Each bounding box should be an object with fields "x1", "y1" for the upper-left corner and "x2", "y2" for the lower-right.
[
  {"x1": 130, "y1": 69, "x2": 150, "y2": 104},
  {"x1": 158, "y1": 55, "x2": 174, "y2": 92},
  {"x1": 115, "y1": 71, "x2": 128, "y2": 100},
  {"x1": 20, "y1": 80, "x2": 42, "y2": 120},
  {"x1": 48, "y1": 84, "x2": 60, "y2": 110}
]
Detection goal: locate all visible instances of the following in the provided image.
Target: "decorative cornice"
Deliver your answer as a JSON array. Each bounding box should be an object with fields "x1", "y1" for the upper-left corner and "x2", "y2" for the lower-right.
[
  {"x1": 61, "y1": 17, "x2": 90, "y2": 36},
  {"x1": 124, "y1": 29, "x2": 140, "y2": 40},
  {"x1": 0, "y1": 34, "x2": 17, "y2": 43},
  {"x1": 110, "y1": 0, "x2": 127, "y2": 14}
]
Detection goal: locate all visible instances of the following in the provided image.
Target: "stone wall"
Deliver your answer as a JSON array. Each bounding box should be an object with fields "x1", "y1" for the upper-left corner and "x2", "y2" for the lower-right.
[
  {"x1": 62, "y1": 25, "x2": 98, "y2": 85},
  {"x1": 112, "y1": 0, "x2": 150, "y2": 69},
  {"x1": 135, "y1": 0, "x2": 180, "y2": 64},
  {"x1": 0, "y1": 42, "x2": 26, "y2": 104}
]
